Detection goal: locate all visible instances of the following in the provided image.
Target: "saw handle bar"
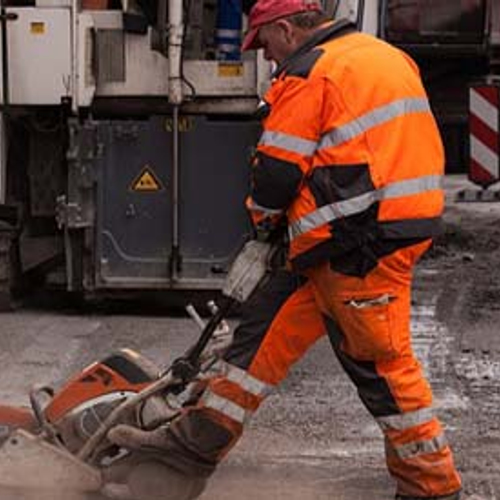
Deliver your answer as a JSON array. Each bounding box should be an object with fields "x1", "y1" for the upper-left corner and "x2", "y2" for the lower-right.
[
  {"x1": 186, "y1": 300, "x2": 230, "y2": 334},
  {"x1": 171, "y1": 296, "x2": 234, "y2": 382}
]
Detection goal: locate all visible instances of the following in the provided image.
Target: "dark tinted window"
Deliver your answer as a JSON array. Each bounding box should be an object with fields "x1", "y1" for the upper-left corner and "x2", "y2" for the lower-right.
[{"x1": 385, "y1": 0, "x2": 487, "y2": 43}]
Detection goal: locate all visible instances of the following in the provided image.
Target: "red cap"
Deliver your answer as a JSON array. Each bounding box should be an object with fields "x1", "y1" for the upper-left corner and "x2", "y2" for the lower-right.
[{"x1": 242, "y1": 0, "x2": 323, "y2": 51}]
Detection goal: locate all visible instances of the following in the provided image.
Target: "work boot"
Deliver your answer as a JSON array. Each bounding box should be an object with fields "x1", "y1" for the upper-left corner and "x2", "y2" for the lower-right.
[
  {"x1": 395, "y1": 492, "x2": 461, "y2": 500},
  {"x1": 107, "y1": 424, "x2": 209, "y2": 499},
  {"x1": 108, "y1": 423, "x2": 172, "y2": 452}
]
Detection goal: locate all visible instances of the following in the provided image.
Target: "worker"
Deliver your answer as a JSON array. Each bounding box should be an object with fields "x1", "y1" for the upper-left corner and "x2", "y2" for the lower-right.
[{"x1": 108, "y1": 0, "x2": 463, "y2": 498}]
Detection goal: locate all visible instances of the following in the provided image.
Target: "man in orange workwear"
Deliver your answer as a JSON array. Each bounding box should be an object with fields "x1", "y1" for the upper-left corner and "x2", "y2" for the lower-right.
[{"x1": 108, "y1": 1, "x2": 463, "y2": 499}]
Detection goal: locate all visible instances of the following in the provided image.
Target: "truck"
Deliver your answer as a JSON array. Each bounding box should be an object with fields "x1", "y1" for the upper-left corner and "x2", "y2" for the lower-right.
[{"x1": 0, "y1": 0, "x2": 498, "y2": 306}]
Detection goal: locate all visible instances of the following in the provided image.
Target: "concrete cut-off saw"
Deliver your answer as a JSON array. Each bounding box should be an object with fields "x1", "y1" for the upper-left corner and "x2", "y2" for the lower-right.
[{"x1": 0, "y1": 240, "x2": 276, "y2": 500}]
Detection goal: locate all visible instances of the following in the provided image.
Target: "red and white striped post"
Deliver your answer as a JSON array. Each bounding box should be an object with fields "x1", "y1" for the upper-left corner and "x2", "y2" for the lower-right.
[{"x1": 469, "y1": 83, "x2": 500, "y2": 188}]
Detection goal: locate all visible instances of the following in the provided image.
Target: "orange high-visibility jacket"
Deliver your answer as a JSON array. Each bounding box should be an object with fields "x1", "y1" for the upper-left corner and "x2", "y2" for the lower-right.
[{"x1": 247, "y1": 20, "x2": 444, "y2": 273}]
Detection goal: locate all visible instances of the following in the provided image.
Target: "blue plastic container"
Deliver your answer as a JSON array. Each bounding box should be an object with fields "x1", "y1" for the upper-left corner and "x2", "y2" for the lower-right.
[{"x1": 215, "y1": 0, "x2": 242, "y2": 61}]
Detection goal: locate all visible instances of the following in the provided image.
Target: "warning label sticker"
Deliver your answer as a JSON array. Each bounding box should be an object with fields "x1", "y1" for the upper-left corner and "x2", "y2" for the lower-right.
[
  {"x1": 30, "y1": 22, "x2": 46, "y2": 35},
  {"x1": 130, "y1": 166, "x2": 163, "y2": 192},
  {"x1": 218, "y1": 63, "x2": 244, "y2": 78}
]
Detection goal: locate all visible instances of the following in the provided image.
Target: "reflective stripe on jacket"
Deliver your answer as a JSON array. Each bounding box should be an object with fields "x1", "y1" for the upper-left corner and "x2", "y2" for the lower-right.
[{"x1": 247, "y1": 20, "x2": 444, "y2": 272}]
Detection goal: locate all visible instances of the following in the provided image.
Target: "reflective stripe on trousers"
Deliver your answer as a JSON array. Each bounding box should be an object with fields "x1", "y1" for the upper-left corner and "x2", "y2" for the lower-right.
[
  {"x1": 378, "y1": 408, "x2": 451, "y2": 476},
  {"x1": 200, "y1": 360, "x2": 274, "y2": 425}
]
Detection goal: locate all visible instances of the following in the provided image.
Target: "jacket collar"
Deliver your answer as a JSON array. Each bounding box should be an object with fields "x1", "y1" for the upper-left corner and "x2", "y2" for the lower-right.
[{"x1": 272, "y1": 18, "x2": 357, "y2": 79}]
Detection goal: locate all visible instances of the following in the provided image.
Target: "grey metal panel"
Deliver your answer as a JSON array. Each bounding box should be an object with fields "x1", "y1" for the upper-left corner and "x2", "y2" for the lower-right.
[
  {"x1": 96, "y1": 29, "x2": 126, "y2": 84},
  {"x1": 0, "y1": 8, "x2": 72, "y2": 105},
  {"x1": 179, "y1": 116, "x2": 255, "y2": 260},
  {"x1": 96, "y1": 115, "x2": 259, "y2": 289},
  {"x1": 97, "y1": 118, "x2": 172, "y2": 284}
]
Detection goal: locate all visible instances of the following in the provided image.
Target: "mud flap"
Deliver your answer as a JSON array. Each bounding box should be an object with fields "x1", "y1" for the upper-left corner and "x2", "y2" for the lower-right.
[{"x1": 0, "y1": 429, "x2": 102, "y2": 491}]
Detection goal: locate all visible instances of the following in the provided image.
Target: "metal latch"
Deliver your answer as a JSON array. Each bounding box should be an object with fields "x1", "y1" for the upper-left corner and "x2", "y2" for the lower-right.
[
  {"x1": 0, "y1": 12, "x2": 18, "y2": 22},
  {"x1": 55, "y1": 195, "x2": 86, "y2": 229}
]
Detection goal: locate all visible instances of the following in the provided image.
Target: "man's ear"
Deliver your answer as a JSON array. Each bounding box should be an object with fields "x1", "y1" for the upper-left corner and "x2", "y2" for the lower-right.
[{"x1": 275, "y1": 19, "x2": 295, "y2": 44}]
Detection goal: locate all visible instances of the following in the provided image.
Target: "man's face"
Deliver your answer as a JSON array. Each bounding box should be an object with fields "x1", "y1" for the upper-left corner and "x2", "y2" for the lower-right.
[{"x1": 256, "y1": 20, "x2": 298, "y2": 64}]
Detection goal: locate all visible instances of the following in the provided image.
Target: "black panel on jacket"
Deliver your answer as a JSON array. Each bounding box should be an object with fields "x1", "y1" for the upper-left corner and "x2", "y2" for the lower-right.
[
  {"x1": 275, "y1": 19, "x2": 357, "y2": 79},
  {"x1": 252, "y1": 152, "x2": 303, "y2": 210},
  {"x1": 286, "y1": 49, "x2": 324, "y2": 78},
  {"x1": 290, "y1": 232, "x2": 431, "y2": 277},
  {"x1": 380, "y1": 218, "x2": 443, "y2": 239},
  {"x1": 307, "y1": 164, "x2": 375, "y2": 205},
  {"x1": 305, "y1": 163, "x2": 380, "y2": 276}
]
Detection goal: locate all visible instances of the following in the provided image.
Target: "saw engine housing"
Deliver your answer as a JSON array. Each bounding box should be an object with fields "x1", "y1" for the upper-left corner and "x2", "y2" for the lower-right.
[{"x1": 0, "y1": 349, "x2": 180, "y2": 457}]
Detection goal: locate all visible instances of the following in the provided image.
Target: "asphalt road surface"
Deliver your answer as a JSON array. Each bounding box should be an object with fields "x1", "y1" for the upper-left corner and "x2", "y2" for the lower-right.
[{"x1": 0, "y1": 176, "x2": 498, "y2": 500}]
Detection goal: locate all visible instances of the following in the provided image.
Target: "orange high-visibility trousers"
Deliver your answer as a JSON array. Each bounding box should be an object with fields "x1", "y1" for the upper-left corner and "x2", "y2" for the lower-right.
[
  {"x1": 304, "y1": 240, "x2": 461, "y2": 497},
  {"x1": 167, "y1": 242, "x2": 461, "y2": 497}
]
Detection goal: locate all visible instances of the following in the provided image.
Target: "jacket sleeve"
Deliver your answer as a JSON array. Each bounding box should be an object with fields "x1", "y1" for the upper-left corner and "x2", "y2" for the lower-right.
[{"x1": 247, "y1": 75, "x2": 326, "y2": 233}]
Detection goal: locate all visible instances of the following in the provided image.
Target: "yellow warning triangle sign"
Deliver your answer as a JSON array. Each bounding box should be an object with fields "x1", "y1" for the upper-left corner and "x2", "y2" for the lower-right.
[{"x1": 131, "y1": 166, "x2": 163, "y2": 192}]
